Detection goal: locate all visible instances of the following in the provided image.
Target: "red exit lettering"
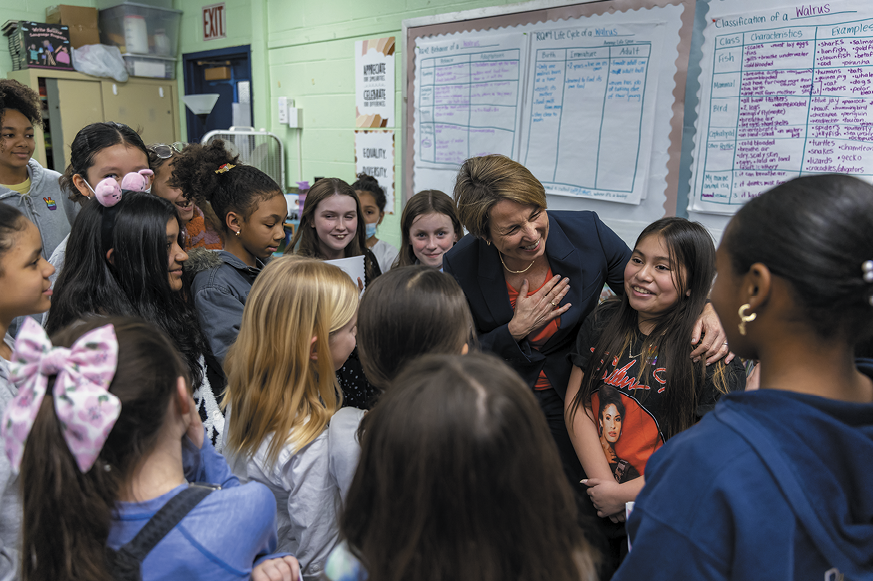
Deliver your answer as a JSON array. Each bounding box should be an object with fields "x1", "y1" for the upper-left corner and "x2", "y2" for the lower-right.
[{"x1": 202, "y1": 3, "x2": 226, "y2": 41}]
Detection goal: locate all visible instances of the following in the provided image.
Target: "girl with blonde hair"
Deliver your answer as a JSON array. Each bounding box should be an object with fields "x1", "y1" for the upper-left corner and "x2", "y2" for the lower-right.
[{"x1": 222, "y1": 256, "x2": 359, "y2": 580}]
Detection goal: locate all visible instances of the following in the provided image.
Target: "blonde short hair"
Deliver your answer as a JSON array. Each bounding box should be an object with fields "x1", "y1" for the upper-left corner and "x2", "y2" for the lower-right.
[
  {"x1": 453, "y1": 155, "x2": 547, "y2": 239},
  {"x1": 223, "y1": 256, "x2": 358, "y2": 467}
]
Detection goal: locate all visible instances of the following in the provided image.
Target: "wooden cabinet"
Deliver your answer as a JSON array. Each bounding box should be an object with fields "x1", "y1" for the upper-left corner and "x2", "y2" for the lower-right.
[{"x1": 6, "y1": 69, "x2": 180, "y2": 172}]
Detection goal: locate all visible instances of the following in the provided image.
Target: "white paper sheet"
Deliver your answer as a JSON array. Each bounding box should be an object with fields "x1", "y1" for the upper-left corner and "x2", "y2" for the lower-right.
[
  {"x1": 325, "y1": 255, "x2": 366, "y2": 291},
  {"x1": 690, "y1": 0, "x2": 873, "y2": 215},
  {"x1": 519, "y1": 22, "x2": 670, "y2": 204},
  {"x1": 413, "y1": 32, "x2": 530, "y2": 195}
]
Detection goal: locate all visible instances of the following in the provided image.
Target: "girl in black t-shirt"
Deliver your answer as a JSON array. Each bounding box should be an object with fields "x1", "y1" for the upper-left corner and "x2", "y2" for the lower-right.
[{"x1": 564, "y1": 218, "x2": 744, "y2": 527}]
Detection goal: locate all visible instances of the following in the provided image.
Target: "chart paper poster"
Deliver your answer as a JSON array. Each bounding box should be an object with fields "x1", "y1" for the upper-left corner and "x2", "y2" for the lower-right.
[
  {"x1": 356, "y1": 37, "x2": 395, "y2": 128},
  {"x1": 690, "y1": 0, "x2": 873, "y2": 214},
  {"x1": 411, "y1": 5, "x2": 683, "y2": 204},
  {"x1": 520, "y1": 22, "x2": 671, "y2": 204},
  {"x1": 413, "y1": 32, "x2": 530, "y2": 194},
  {"x1": 355, "y1": 130, "x2": 395, "y2": 213}
]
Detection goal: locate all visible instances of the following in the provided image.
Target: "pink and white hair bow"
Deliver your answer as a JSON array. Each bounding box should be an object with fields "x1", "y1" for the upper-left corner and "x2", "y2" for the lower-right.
[{"x1": 1, "y1": 318, "x2": 121, "y2": 473}]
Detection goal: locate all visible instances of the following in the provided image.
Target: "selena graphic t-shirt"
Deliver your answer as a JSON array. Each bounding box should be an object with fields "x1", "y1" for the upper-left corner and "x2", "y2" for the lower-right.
[{"x1": 570, "y1": 302, "x2": 746, "y2": 482}]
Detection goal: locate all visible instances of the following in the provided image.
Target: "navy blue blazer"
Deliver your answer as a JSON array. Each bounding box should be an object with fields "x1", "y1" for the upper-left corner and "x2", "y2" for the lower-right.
[{"x1": 443, "y1": 210, "x2": 631, "y2": 399}]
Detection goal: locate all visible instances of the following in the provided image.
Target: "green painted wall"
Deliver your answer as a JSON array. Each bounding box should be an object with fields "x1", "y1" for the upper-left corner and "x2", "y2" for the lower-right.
[
  {"x1": 4, "y1": 0, "x2": 514, "y2": 247},
  {"x1": 176, "y1": 0, "x2": 514, "y2": 247},
  {"x1": 261, "y1": 0, "x2": 514, "y2": 247}
]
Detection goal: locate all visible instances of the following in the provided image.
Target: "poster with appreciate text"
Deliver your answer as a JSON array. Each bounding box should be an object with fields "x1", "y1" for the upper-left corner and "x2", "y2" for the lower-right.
[{"x1": 356, "y1": 37, "x2": 395, "y2": 128}]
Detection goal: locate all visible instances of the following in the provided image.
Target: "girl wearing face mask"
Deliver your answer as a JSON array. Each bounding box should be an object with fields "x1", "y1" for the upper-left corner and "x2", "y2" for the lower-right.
[{"x1": 351, "y1": 173, "x2": 398, "y2": 274}]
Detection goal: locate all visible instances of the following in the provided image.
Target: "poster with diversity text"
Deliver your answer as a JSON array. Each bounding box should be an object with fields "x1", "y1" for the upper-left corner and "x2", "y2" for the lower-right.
[{"x1": 355, "y1": 130, "x2": 395, "y2": 212}]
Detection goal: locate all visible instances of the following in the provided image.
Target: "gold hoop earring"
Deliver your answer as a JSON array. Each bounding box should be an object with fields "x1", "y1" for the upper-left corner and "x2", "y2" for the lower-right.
[
  {"x1": 486, "y1": 240, "x2": 491, "y2": 246},
  {"x1": 738, "y1": 304, "x2": 757, "y2": 336}
]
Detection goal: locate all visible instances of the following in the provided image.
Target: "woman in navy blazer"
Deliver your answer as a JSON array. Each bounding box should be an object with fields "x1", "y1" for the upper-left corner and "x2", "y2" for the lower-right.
[{"x1": 443, "y1": 155, "x2": 728, "y2": 491}]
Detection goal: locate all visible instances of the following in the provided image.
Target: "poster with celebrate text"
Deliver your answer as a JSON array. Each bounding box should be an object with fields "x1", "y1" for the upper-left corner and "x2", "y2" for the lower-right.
[{"x1": 356, "y1": 37, "x2": 396, "y2": 128}]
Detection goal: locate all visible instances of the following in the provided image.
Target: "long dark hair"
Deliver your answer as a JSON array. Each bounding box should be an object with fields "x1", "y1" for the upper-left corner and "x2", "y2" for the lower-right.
[
  {"x1": 169, "y1": 139, "x2": 282, "y2": 234},
  {"x1": 357, "y1": 265, "x2": 476, "y2": 391},
  {"x1": 570, "y1": 217, "x2": 726, "y2": 440},
  {"x1": 725, "y1": 174, "x2": 873, "y2": 340},
  {"x1": 59, "y1": 122, "x2": 148, "y2": 201},
  {"x1": 396, "y1": 190, "x2": 463, "y2": 267},
  {"x1": 342, "y1": 353, "x2": 597, "y2": 581},
  {"x1": 19, "y1": 316, "x2": 187, "y2": 581},
  {"x1": 46, "y1": 192, "x2": 207, "y2": 387},
  {"x1": 289, "y1": 178, "x2": 379, "y2": 280}
]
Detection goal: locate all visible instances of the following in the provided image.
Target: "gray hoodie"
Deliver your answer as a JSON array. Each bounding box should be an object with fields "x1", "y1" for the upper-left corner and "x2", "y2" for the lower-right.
[{"x1": 0, "y1": 159, "x2": 79, "y2": 259}]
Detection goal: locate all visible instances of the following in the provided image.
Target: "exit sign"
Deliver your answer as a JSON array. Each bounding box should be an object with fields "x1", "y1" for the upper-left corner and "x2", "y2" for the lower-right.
[{"x1": 202, "y1": 3, "x2": 226, "y2": 41}]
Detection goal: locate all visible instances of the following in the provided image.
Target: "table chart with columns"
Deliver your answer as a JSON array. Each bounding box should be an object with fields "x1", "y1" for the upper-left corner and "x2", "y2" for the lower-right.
[{"x1": 693, "y1": 11, "x2": 873, "y2": 213}]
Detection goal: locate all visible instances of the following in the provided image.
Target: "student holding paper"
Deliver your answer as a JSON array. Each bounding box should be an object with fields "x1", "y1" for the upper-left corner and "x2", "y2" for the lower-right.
[
  {"x1": 286, "y1": 177, "x2": 381, "y2": 284},
  {"x1": 288, "y1": 178, "x2": 381, "y2": 409}
]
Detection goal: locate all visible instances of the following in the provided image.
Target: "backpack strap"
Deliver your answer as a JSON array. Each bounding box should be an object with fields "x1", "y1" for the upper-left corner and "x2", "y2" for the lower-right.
[{"x1": 108, "y1": 484, "x2": 218, "y2": 581}]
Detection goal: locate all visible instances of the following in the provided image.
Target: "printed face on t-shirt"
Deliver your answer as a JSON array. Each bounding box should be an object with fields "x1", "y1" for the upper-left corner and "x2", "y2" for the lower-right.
[{"x1": 600, "y1": 403, "x2": 622, "y2": 444}]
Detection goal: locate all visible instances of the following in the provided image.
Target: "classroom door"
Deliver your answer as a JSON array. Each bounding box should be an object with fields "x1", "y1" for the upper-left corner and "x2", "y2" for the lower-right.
[{"x1": 182, "y1": 46, "x2": 252, "y2": 143}]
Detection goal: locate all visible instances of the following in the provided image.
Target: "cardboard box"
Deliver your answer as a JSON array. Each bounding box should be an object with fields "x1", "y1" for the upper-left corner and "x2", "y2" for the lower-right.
[
  {"x1": 204, "y1": 66, "x2": 230, "y2": 81},
  {"x1": 3, "y1": 21, "x2": 74, "y2": 71},
  {"x1": 46, "y1": 5, "x2": 100, "y2": 48}
]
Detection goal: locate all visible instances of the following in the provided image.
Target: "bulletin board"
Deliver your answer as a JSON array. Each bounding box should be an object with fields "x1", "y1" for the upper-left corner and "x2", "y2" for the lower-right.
[
  {"x1": 404, "y1": 0, "x2": 873, "y2": 247},
  {"x1": 402, "y1": 0, "x2": 700, "y2": 245}
]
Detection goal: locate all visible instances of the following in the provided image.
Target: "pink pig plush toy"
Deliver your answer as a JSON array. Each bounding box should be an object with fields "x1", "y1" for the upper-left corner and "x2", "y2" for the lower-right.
[{"x1": 93, "y1": 169, "x2": 154, "y2": 207}]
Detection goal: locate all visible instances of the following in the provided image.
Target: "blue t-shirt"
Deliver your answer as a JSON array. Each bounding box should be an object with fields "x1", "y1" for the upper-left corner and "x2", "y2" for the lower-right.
[{"x1": 107, "y1": 438, "x2": 282, "y2": 580}]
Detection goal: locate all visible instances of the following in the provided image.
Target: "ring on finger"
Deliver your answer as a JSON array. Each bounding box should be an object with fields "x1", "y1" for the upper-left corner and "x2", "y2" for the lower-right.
[{"x1": 550, "y1": 300, "x2": 558, "y2": 307}]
